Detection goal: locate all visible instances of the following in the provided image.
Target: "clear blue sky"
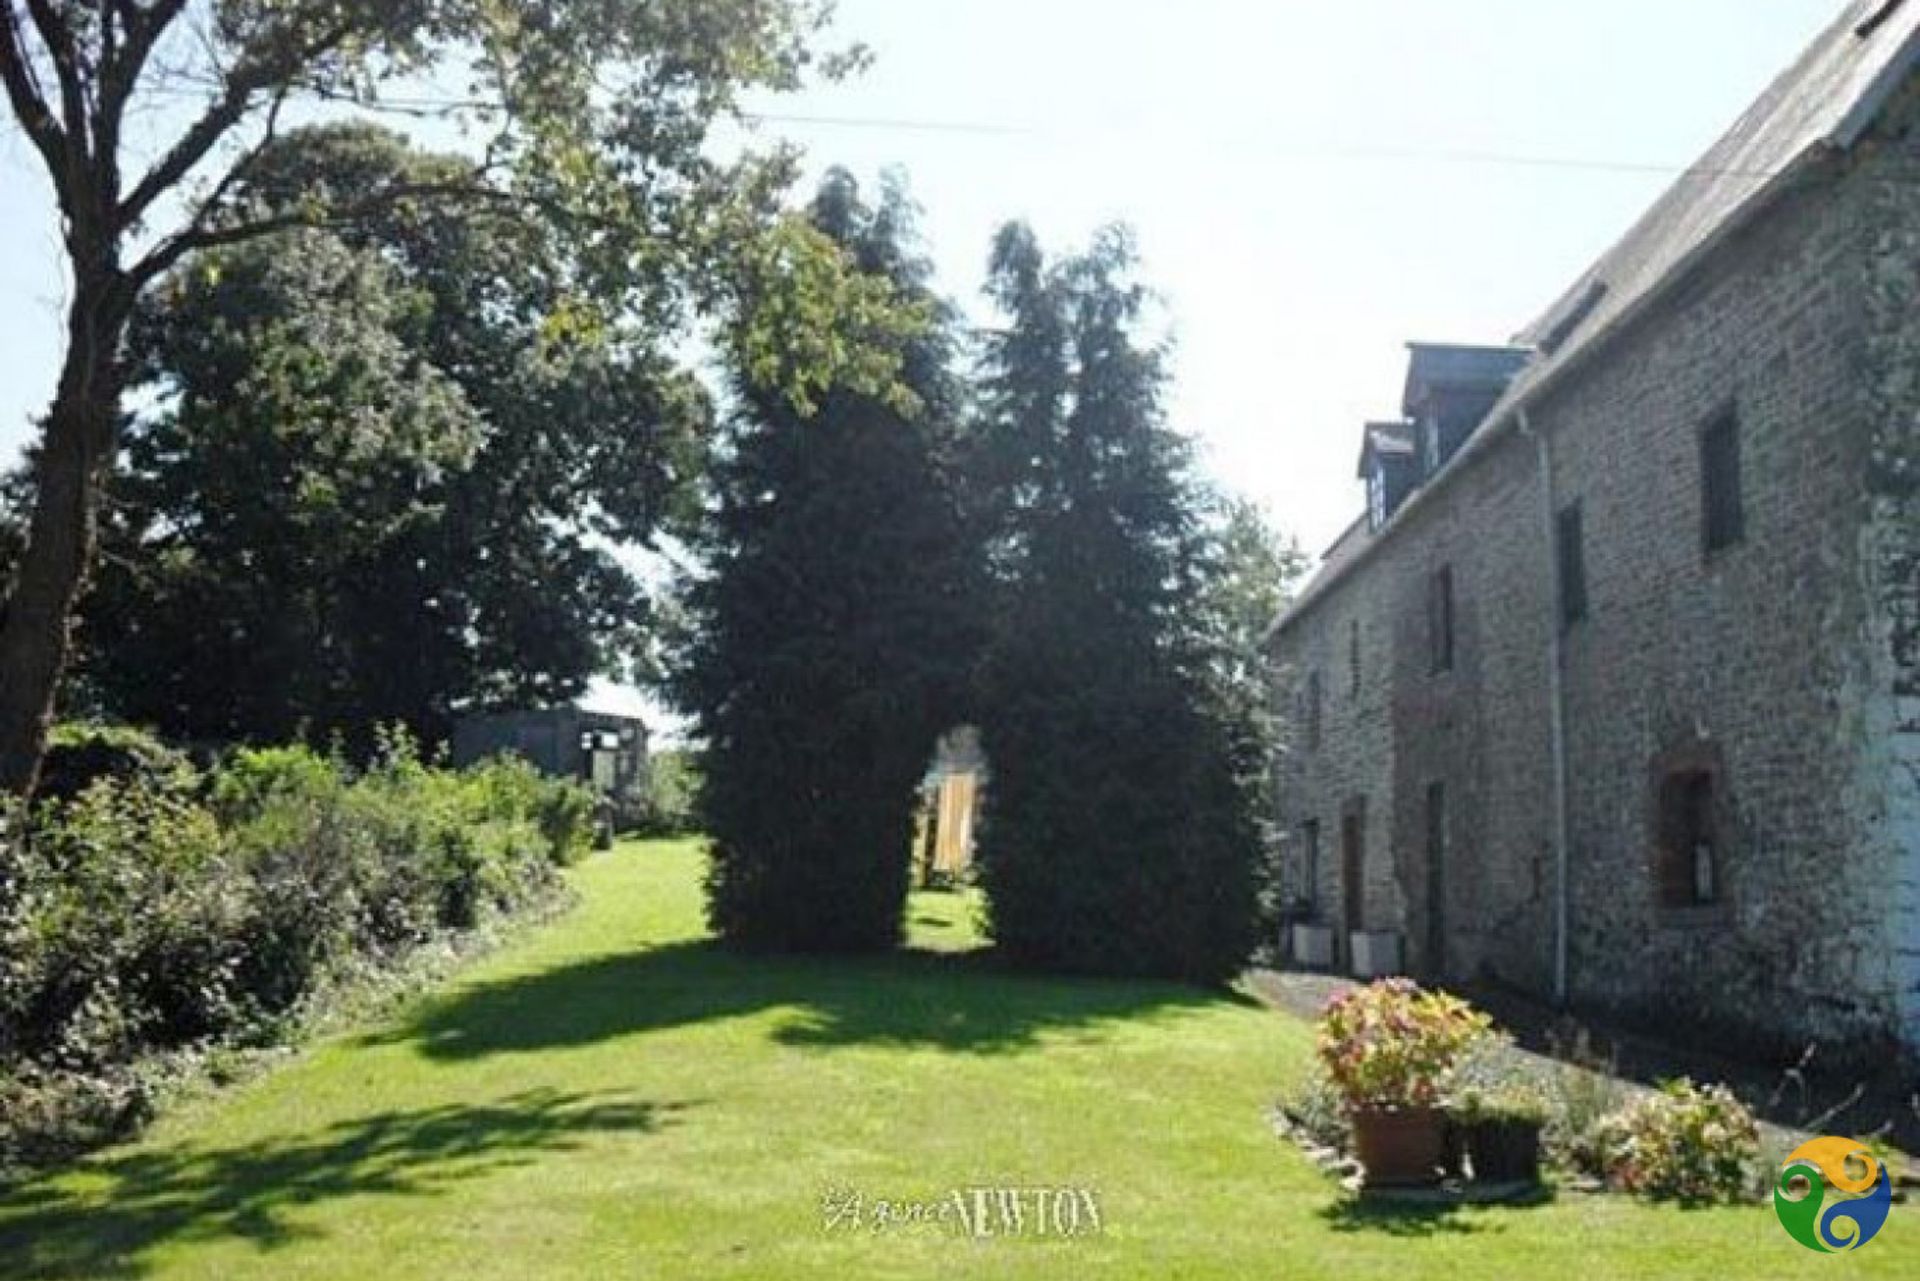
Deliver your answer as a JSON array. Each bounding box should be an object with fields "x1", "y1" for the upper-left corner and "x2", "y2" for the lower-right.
[{"x1": 0, "y1": 1, "x2": 1843, "y2": 564}]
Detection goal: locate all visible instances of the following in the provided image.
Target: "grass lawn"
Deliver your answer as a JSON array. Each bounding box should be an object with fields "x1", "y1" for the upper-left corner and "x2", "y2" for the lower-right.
[{"x1": 1, "y1": 838, "x2": 1914, "y2": 1279}]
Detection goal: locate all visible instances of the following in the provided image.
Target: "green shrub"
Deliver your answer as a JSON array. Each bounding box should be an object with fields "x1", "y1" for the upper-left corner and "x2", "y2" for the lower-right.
[
  {"x1": 1590, "y1": 1078, "x2": 1760, "y2": 1202},
  {"x1": 626, "y1": 749, "x2": 701, "y2": 837},
  {"x1": 1, "y1": 779, "x2": 241, "y2": 1069},
  {"x1": 208, "y1": 744, "x2": 347, "y2": 822},
  {"x1": 35, "y1": 723, "x2": 200, "y2": 810},
  {"x1": 459, "y1": 754, "x2": 596, "y2": 866},
  {"x1": 2, "y1": 728, "x2": 574, "y2": 1170}
]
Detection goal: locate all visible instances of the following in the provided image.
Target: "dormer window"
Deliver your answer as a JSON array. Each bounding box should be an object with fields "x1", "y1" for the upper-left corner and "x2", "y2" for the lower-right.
[
  {"x1": 1358, "y1": 421, "x2": 1417, "y2": 531},
  {"x1": 1400, "y1": 344, "x2": 1531, "y2": 475}
]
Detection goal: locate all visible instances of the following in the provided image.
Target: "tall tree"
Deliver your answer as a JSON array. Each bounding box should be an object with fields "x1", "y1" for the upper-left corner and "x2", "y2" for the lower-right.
[
  {"x1": 1200, "y1": 494, "x2": 1309, "y2": 692},
  {"x1": 973, "y1": 224, "x2": 1264, "y2": 984},
  {"x1": 676, "y1": 170, "x2": 980, "y2": 952},
  {"x1": 0, "y1": 0, "x2": 872, "y2": 798},
  {"x1": 76, "y1": 125, "x2": 710, "y2": 749}
]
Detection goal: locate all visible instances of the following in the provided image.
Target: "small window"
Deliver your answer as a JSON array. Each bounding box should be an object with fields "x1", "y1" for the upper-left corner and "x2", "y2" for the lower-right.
[
  {"x1": 1657, "y1": 770, "x2": 1720, "y2": 908},
  {"x1": 1557, "y1": 502, "x2": 1588, "y2": 627},
  {"x1": 1348, "y1": 619, "x2": 1362, "y2": 697},
  {"x1": 1429, "y1": 566, "x2": 1455, "y2": 674},
  {"x1": 1701, "y1": 411, "x2": 1744, "y2": 554},
  {"x1": 1300, "y1": 820, "x2": 1321, "y2": 914},
  {"x1": 1422, "y1": 417, "x2": 1441, "y2": 475},
  {"x1": 1367, "y1": 467, "x2": 1387, "y2": 531}
]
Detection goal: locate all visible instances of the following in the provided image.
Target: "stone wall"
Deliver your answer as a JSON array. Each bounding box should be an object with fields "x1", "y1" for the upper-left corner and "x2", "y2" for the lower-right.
[
  {"x1": 1270, "y1": 400, "x2": 1559, "y2": 994},
  {"x1": 1859, "y1": 80, "x2": 1920, "y2": 1053},
  {"x1": 1270, "y1": 82, "x2": 1920, "y2": 1055}
]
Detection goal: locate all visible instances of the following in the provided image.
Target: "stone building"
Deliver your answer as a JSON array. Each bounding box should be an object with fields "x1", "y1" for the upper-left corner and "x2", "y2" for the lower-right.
[{"x1": 1266, "y1": 0, "x2": 1920, "y2": 1058}]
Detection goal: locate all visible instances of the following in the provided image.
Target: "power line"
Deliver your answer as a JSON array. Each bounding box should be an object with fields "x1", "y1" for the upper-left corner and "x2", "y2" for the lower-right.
[
  {"x1": 131, "y1": 81, "x2": 1791, "y2": 182},
  {"x1": 740, "y1": 110, "x2": 1784, "y2": 180}
]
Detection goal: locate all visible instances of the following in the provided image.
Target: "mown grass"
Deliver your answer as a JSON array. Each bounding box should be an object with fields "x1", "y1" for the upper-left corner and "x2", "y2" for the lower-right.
[{"x1": 0, "y1": 838, "x2": 1913, "y2": 1278}]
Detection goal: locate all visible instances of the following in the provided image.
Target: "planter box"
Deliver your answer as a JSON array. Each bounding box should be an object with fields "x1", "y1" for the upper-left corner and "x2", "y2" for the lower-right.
[
  {"x1": 1348, "y1": 930, "x2": 1403, "y2": 979},
  {"x1": 1351, "y1": 1106, "x2": 1445, "y2": 1188},
  {"x1": 1465, "y1": 1118, "x2": 1543, "y2": 1185},
  {"x1": 1291, "y1": 923, "x2": 1336, "y2": 969}
]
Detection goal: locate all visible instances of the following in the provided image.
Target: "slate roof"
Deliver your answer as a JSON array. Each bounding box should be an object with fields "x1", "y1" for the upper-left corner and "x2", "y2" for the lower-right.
[
  {"x1": 1402, "y1": 343, "x2": 1532, "y2": 416},
  {"x1": 1270, "y1": 0, "x2": 1920, "y2": 639},
  {"x1": 1504, "y1": 0, "x2": 1920, "y2": 400}
]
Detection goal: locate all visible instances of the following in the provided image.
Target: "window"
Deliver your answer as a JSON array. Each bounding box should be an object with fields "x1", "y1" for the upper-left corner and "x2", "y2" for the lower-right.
[
  {"x1": 1657, "y1": 770, "x2": 1720, "y2": 908},
  {"x1": 1422, "y1": 416, "x2": 1441, "y2": 476},
  {"x1": 1303, "y1": 670, "x2": 1323, "y2": 750},
  {"x1": 1300, "y1": 820, "x2": 1321, "y2": 914},
  {"x1": 1557, "y1": 502, "x2": 1588, "y2": 628},
  {"x1": 1367, "y1": 466, "x2": 1387, "y2": 531},
  {"x1": 1348, "y1": 619, "x2": 1362, "y2": 697},
  {"x1": 1701, "y1": 411, "x2": 1744, "y2": 554},
  {"x1": 1429, "y1": 565, "x2": 1455, "y2": 674}
]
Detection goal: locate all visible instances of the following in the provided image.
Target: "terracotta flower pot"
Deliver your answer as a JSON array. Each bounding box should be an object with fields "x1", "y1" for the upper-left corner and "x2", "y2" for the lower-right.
[{"x1": 1350, "y1": 1106, "x2": 1445, "y2": 1187}]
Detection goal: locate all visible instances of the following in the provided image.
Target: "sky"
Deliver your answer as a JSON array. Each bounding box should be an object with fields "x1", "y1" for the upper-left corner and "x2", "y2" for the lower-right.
[{"x1": 0, "y1": 0, "x2": 1850, "y2": 720}]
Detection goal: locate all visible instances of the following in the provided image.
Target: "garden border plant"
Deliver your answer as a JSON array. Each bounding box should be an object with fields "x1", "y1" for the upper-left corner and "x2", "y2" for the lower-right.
[
  {"x1": 0, "y1": 726, "x2": 596, "y2": 1177},
  {"x1": 1314, "y1": 978, "x2": 1491, "y2": 1187},
  {"x1": 1284, "y1": 978, "x2": 1776, "y2": 1205}
]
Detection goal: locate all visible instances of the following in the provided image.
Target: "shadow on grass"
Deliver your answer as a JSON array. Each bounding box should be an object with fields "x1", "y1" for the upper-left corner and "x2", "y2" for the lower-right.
[
  {"x1": 1317, "y1": 1184, "x2": 1555, "y2": 1237},
  {"x1": 364, "y1": 939, "x2": 1256, "y2": 1061},
  {"x1": 0, "y1": 1090, "x2": 688, "y2": 1281}
]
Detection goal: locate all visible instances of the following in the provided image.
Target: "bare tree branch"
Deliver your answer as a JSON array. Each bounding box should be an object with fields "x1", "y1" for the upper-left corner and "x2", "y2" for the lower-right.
[
  {"x1": 129, "y1": 171, "x2": 522, "y2": 286},
  {"x1": 20, "y1": 0, "x2": 88, "y2": 150},
  {"x1": 117, "y1": 11, "x2": 360, "y2": 231},
  {"x1": 0, "y1": 3, "x2": 69, "y2": 188},
  {"x1": 97, "y1": 0, "x2": 191, "y2": 164}
]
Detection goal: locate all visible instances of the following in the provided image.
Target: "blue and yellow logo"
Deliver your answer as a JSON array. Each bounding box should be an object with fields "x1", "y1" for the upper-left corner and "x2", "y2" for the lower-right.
[{"x1": 1774, "y1": 1137, "x2": 1894, "y2": 1253}]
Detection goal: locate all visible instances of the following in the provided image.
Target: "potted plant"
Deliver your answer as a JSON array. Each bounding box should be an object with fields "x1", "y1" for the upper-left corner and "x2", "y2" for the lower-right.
[
  {"x1": 1316, "y1": 979, "x2": 1491, "y2": 1187},
  {"x1": 1450, "y1": 1083, "x2": 1549, "y2": 1185}
]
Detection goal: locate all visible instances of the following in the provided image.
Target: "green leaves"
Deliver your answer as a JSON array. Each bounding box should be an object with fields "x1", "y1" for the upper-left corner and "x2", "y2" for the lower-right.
[
  {"x1": 972, "y1": 225, "x2": 1265, "y2": 984},
  {"x1": 677, "y1": 172, "x2": 979, "y2": 953},
  {"x1": 726, "y1": 212, "x2": 932, "y2": 418},
  {"x1": 81, "y1": 127, "x2": 721, "y2": 750}
]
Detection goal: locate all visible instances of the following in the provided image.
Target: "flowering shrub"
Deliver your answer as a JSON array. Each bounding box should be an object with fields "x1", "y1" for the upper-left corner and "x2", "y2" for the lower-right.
[
  {"x1": 1316, "y1": 978, "x2": 1491, "y2": 1112},
  {"x1": 1590, "y1": 1078, "x2": 1759, "y2": 1202}
]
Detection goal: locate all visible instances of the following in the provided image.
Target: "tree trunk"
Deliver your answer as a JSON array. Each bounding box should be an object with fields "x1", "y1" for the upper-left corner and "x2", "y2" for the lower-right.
[{"x1": 0, "y1": 279, "x2": 128, "y2": 801}]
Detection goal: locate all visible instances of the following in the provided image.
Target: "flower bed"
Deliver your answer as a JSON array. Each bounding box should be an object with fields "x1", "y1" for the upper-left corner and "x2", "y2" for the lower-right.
[{"x1": 1280, "y1": 979, "x2": 1771, "y2": 1203}]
